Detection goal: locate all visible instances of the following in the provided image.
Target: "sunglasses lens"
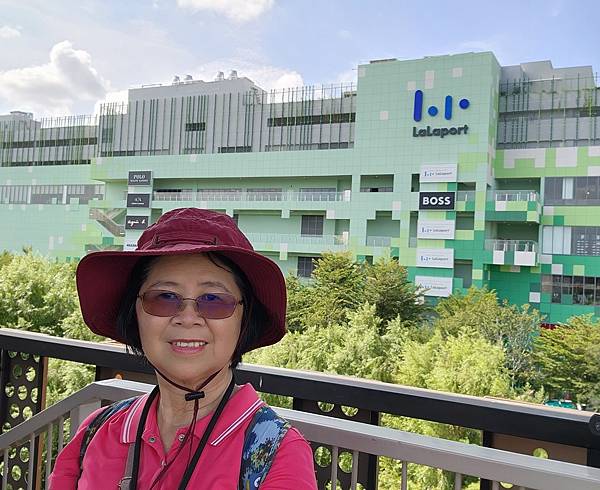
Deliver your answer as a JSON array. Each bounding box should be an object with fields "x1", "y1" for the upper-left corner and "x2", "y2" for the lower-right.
[
  {"x1": 142, "y1": 290, "x2": 182, "y2": 317},
  {"x1": 196, "y1": 293, "x2": 238, "y2": 319}
]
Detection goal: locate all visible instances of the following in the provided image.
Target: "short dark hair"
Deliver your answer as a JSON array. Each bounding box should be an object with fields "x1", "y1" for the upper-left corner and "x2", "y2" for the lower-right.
[{"x1": 115, "y1": 252, "x2": 268, "y2": 369}]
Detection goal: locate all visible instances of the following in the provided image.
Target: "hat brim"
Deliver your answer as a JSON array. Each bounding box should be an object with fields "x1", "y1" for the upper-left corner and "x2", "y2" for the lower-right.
[{"x1": 76, "y1": 245, "x2": 286, "y2": 351}]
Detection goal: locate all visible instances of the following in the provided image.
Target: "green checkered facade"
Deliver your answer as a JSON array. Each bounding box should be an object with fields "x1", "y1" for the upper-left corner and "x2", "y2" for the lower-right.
[{"x1": 2, "y1": 51, "x2": 600, "y2": 323}]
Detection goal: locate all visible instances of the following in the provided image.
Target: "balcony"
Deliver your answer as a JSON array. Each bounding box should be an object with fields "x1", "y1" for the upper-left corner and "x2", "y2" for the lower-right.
[
  {"x1": 486, "y1": 190, "x2": 541, "y2": 223},
  {"x1": 484, "y1": 239, "x2": 538, "y2": 266},
  {"x1": 153, "y1": 190, "x2": 351, "y2": 209},
  {"x1": 244, "y1": 232, "x2": 348, "y2": 254},
  {"x1": 365, "y1": 236, "x2": 392, "y2": 247},
  {"x1": 456, "y1": 190, "x2": 476, "y2": 212},
  {"x1": 1, "y1": 329, "x2": 599, "y2": 490}
]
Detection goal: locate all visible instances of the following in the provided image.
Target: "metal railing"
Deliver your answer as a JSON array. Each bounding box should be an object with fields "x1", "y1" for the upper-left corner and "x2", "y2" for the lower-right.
[
  {"x1": 485, "y1": 239, "x2": 538, "y2": 253},
  {"x1": 152, "y1": 190, "x2": 351, "y2": 203},
  {"x1": 457, "y1": 190, "x2": 476, "y2": 202},
  {"x1": 1, "y1": 329, "x2": 600, "y2": 490},
  {"x1": 1, "y1": 379, "x2": 600, "y2": 490},
  {"x1": 245, "y1": 232, "x2": 348, "y2": 247},
  {"x1": 489, "y1": 190, "x2": 539, "y2": 202},
  {"x1": 365, "y1": 236, "x2": 392, "y2": 247}
]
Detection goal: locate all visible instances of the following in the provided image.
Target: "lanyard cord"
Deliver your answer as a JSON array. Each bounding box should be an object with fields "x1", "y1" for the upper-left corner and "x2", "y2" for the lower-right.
[{"x1": 128, "y1": 374, "x2": 235, "y2": 490}]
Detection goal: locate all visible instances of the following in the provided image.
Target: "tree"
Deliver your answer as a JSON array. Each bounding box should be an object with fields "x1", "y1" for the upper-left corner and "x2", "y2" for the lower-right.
[
  {"x1": 0, "y1": 253, "x2": 79, "y2": 336},
  {"x1": 435, "y1": 287, "x2": 542, "y2": 387},
  {"x1": 532, "y1": 315, "x2": 600, "y2": 409},
  {"x1": 364, "y1": 257, "x2": 429, "y2": 326}
]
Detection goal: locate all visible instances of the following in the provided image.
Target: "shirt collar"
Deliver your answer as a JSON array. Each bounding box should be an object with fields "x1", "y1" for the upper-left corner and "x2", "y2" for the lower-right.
[{"x1": 120, "y1": 383, "x2": 263, "y2": 446}]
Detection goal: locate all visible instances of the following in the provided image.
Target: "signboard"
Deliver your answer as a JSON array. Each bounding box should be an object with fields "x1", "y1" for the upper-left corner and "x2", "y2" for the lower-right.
[
  {"x1": 416, "y1": 248, "x2": 454, "y2": 268},
  {"x1": 128, "y1": 171, "x2": 152, "y2": 186},
  {"x1": 417, "y1": 220, "x2": 455, "y2": 239},
  {"x1": 123, "y1": 239, "x2": 138, "y2": 251},
  {"x1": 414, "y1": 275, "x2": 453, "y2": 297},
  {"x1": 419, "y1": 192, "x2": 455, "y2": 210},
  {"x1": 420, "y1": 164, "x2": 457, "y2": 183},
  {"x1": 125, "y1": 215, "x2": 149, "y2": 230},
  {"x1": 126, "y1": 193, "x2": 151, "y2": 208}
]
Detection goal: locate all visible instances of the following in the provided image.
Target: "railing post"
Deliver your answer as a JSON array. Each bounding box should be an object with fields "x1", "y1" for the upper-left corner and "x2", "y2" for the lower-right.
[
  {"x1": 292, "y1": 397, "x2": 379, "y2": 490},
  {"x1": 0, "y1": 349, "x2": 48, "y2": 490},
  {"x1": 69, "y1": 401, "x2": 101, "y2": 434}
]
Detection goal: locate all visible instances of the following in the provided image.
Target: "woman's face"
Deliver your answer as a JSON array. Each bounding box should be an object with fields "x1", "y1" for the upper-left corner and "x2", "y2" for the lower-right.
[{"x1": 136, "y1": 254, "x2": 243, "y2": 387}]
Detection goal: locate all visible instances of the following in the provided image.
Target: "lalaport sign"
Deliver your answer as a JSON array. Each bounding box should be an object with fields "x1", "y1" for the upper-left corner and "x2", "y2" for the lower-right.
[{"x1": 412, "y1": 90, "x2": 470, "y2": 139}]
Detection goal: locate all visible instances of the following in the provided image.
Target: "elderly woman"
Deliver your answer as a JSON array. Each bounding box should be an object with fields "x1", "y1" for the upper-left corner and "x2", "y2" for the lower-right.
[{"x1": 49, "y1": 208, "x2": 317, "y2": 489}]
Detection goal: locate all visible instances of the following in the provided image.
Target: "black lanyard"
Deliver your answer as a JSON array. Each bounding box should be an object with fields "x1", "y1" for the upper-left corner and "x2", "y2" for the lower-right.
[{"x1": 128, "y1": 377, "x2": 235, "y2": 490}]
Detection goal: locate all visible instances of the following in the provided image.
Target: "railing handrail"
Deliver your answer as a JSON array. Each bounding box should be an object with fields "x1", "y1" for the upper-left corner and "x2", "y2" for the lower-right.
[
  {"x1": 2, "y1": 379, "x2": 600, "y2": 490},
  {"x1": 0, "y1": 328, "x2": 598, "y2": 450},
  {"x1": 152, "y1": 190, "x2": 350, "y2": 202},
  {"x1": 489, "y1": 189, "x2": 539, "y2": 201}
]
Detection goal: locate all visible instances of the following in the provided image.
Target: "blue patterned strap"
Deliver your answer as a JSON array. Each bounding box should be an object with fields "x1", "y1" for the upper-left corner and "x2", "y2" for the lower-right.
[
  {"x1": 239, "y1": 405, "x2": 291, "y2": 490},
  {"x1": 78, "y1": 396, "x2": 139, "y2": 475}
]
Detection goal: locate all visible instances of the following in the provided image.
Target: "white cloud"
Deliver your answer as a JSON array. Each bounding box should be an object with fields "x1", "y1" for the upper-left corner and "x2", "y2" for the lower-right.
[
  {"x1": 193, "y1": 57, "x2": 304, "y2": 91},
  {"x1": 0, "y1": 40, "x2": 109, "y2": 116},
  {"x1": 93, "y1": 89, "x2": 129, "y2": 115},
  {"x1": 0, "y1": 25, "x2": 21, "y2": 39},
  {"x1": 176, "y1": 0, "x2": 274, "y2": 23}
]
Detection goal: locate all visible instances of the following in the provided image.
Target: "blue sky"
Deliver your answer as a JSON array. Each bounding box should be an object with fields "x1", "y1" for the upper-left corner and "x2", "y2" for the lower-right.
[{"x1": 0, "y1": 0, "x2": 598, "y2": 116}]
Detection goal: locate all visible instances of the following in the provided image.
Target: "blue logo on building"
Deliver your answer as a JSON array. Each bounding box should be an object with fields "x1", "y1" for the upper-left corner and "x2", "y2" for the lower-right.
[
  {"x1": 412, "y1": 90, "x2": 470, "y2": 139},
  {"x1": 413, "y1": 90, "x2": 470, "y2": 122}
]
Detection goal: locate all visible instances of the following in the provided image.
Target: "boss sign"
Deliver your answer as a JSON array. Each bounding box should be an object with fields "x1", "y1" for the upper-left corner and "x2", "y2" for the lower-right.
[{"x1": 419, "y1": 192, "x2": 455, "y2": 210}]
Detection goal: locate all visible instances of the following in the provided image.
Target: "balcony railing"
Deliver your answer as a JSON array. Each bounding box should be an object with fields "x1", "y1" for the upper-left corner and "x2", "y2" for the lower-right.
[
  {"x1": 365, "y1": 236, "x2": 392, "y2": 247},
  {"x1": 489, "y1": 190, "x2": 539, "y2": 202},
  {"x1": 2, "y1": 378, "x2": 600, "y2": 490},
  {"x1": 457, "y1": 190, "x2": 476, "y2": 202},
  {"x1": 485, "y1": 239, "x2": 538, "y2": 253},
  {"x1": 152, "y1": 190, "x2": 351, "y2": 203},
  {"x1": 245, "y1": 232, "x2": 348, "y2": 247},
  {"x1": 0, "y1": 329, "x2": 599, "y2": 490}
]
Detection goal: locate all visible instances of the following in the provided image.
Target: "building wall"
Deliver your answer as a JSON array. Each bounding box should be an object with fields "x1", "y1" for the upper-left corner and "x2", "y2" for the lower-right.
[{"x1": 2, "y1": 51, "x2": 600, "y2": 324}]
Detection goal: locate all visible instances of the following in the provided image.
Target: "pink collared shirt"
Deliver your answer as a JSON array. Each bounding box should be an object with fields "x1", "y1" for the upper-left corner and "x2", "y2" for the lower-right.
[{"x1": 49, "y1": 384, "x2": 317, "y2": 489}]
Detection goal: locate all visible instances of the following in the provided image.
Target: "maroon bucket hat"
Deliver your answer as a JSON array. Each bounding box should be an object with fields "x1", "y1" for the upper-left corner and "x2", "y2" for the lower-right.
[{"x1": 76, "y1": 208, "x2": 286, "y2": 351}]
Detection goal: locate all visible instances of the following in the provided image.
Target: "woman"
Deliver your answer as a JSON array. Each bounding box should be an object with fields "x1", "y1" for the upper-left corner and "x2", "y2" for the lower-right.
[{"x1": 49, "y1": 208, "x2": 318, "y2": 489}]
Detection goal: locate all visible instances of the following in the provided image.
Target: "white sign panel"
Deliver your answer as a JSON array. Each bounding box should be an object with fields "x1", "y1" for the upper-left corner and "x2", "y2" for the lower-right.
[
  {"x1": 420, "y1": 164, "x2": 457, "y2": 183},
  {"x1": 123, "y1": 240, "x2": 138, "y2": 252},
  {"x1": 417, "y1": 220, "x2": 455, "y2": 239},
  {"x1": 416, "y1": 248, "x2": 454, "y2": 268},
  {"x1": 415, "y1": 275, "x2": 453, "y2": 297}
]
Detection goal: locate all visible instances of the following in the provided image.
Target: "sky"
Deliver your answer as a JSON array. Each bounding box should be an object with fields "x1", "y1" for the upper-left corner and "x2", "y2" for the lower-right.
[{"x1": 0, "y1": 0, "x2": 599, "y2": 117}]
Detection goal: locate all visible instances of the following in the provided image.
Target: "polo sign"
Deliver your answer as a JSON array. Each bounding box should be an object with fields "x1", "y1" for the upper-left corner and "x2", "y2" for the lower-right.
[
  {"x1": 128, "y1": 171, "x2": 152, "y2": 186},
  {"x1": 419, "y1": 192, "x2": 455, "y2": 210}
]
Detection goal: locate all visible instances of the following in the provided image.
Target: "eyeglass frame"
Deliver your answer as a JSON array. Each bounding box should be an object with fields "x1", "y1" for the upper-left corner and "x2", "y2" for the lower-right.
[{"x1": 137, "y1": 289, "x2": 244, "y2": 319}]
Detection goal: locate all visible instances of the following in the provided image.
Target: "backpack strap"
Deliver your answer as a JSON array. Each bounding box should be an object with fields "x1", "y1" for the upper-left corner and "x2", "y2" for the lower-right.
[
  {"x1": 239, "y1": 405, "x2": 290, "y2": 490},
  {"x1": 78, "y1": 396, "x2": 139, "y2": 476}
]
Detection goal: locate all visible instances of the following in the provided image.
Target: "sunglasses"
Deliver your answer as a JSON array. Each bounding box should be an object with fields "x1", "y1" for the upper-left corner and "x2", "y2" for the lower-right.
[{"x1": 138, "y1": 290, "x2": 243, "y2": 319}]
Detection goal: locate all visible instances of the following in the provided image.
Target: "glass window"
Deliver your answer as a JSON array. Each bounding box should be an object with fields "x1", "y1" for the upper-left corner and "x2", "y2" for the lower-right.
[
  {"x1": 562, "y1": 177, "x2": 574, "y2": 200},
  {"x1": 573, "y1": 276, "x2": 584, "y2": 304},
  {"x1": 562, "y1": 275, "x2": 572, "y2": 297},
  {"x1": 541, "y1": 274, "x2": 553, "y2": 293},
  {"x1": 297, "y1": 256, "x2": 318, "y2": 278},
  {"x1": 552, "y1": 275, "x2": 562, "y2": 303},
  {"x1": 542, "y1": 226, "x2": 553, "y2": 254},
  {"x1": 585, "y1": 277, "x2": 595, "y2": 305},
  {"x1": 301, "y1": 215, "x2": 324, "y2": 236}
]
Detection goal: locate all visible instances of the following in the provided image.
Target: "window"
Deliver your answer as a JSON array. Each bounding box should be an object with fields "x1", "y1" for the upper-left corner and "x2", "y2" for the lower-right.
[
  {"x1": 185, "y1": 122, "x2": 206, "y2": 132},
  {"x1": 544, "y1": 274, "x2": 600, "y2": 305},
  {"x1": 301, "y1": 215, "x2": 324, "y2": 236},
  {"x1": 297, "y1": 256, "x2": 318, "y2": 278}
]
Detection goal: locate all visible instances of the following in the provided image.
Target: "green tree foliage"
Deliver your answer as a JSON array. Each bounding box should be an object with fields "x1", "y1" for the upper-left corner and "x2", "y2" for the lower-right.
[
  {"x1": 435, "y1": 287, "x2": 542, "y2": 386},
  {"x1": 532, "y1": 315, "x2": 600, "y2": 409},
  {"x1": 285, "y1": 252, "x2": 428, "y2": 332},
  {"x1": 0, "y1": 253, "x2": 79, "y2": 335}
]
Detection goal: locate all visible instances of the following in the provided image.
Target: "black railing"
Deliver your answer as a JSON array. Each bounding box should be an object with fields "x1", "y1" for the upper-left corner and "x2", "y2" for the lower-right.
[{"x1": 1, "y1": 328, "x2": 599, "y2": 490}]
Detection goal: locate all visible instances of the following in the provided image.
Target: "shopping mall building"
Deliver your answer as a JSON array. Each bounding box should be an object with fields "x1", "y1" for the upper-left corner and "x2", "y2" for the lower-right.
[{"x1": 1, "y1": 51, "x2": 600, "y2": 324}]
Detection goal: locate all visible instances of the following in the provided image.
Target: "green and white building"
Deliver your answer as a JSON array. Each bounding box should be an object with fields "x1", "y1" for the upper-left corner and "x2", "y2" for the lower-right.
[{"x1": 2, "y1": 52, "x2": 600, "y2": 324}]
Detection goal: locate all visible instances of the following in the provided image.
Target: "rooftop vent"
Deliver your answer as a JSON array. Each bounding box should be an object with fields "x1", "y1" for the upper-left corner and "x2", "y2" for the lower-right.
[
  {"x1": 184, "y1": 74, "x2": 193, "y2": 82},
  {"x1": 228, "y1": 70, "x2": 238, "y2": 80},
  {"x1": 215, "y1": 71, "x2": 225, "y2": 81},
  {"x1": 172, "y1": 75, "x2": 180, "y2": 84}
]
